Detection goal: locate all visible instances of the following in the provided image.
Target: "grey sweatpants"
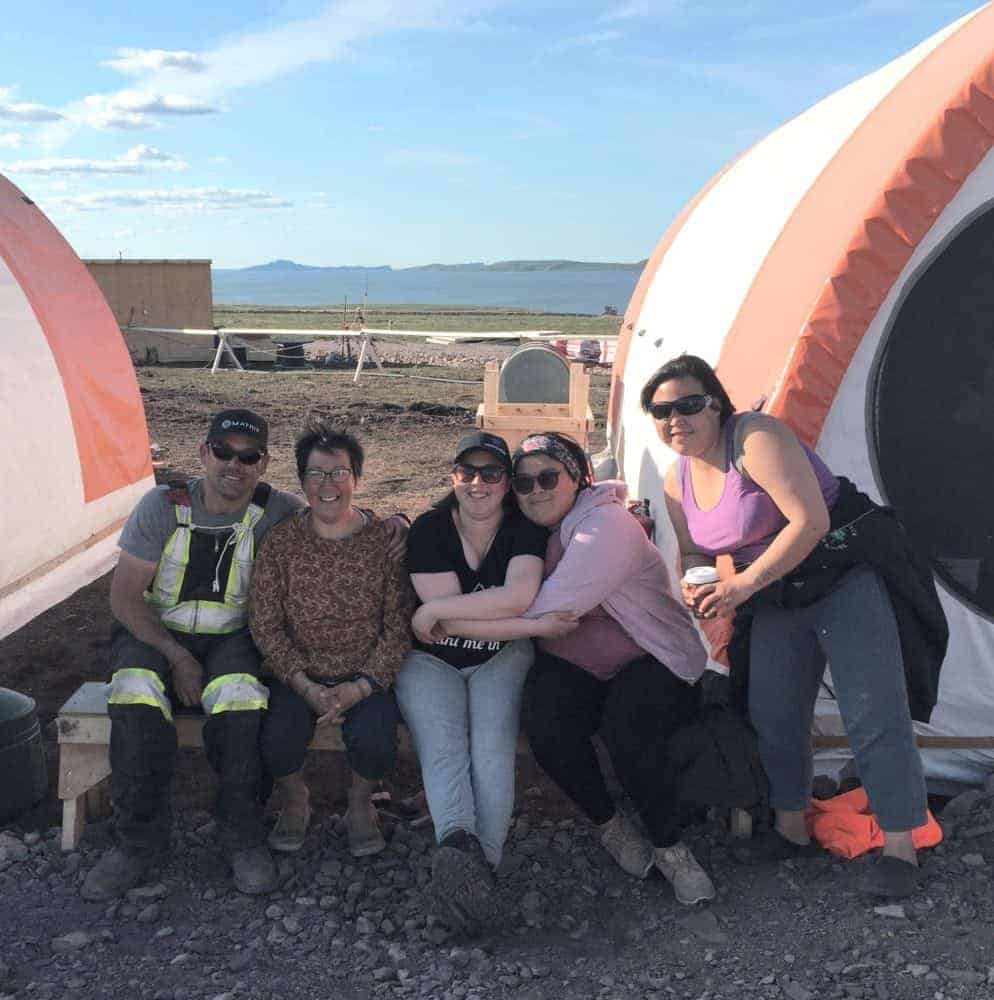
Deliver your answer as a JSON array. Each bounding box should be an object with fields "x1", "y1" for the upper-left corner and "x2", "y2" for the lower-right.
[{"x1": 748, "y1": 565, "x2": 927, "y2": 832}]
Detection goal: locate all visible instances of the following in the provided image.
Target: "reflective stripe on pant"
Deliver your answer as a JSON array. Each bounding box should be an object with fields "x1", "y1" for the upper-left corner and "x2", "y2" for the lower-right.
[
  {"x1": 201, "y1": 673, "x2": 269, "y2": 715},
  {"x1": 109, "y1": 667, "x2": 174, "y2": 721}
]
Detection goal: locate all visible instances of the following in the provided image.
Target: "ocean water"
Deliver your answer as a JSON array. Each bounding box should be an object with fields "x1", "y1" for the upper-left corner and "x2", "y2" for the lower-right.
[{"x1": 212, "y1": 268, "x2": 642, "y2": 315}]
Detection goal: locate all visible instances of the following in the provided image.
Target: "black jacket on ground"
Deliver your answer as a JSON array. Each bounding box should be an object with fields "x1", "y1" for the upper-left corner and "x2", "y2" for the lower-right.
[{"x1": 734, "y1": 476, "x2": 948, "y2": 724}]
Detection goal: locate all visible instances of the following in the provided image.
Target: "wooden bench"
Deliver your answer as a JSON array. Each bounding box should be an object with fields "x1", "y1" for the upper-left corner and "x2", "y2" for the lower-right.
[{"x1": 57, "y1": 682, "x2": 754, "y2": 851}]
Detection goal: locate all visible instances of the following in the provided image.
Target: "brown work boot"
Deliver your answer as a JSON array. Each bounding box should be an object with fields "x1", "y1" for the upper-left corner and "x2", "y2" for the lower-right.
[
  {"x1": 230, "y1": 845, "x2": 278, "y2": 895},
  {"x1": 81, "y1": 847, "x2": 157, "y2": 902},
  {"x1": 268, "y1": 797, "x2": 311, "y2": 853}
]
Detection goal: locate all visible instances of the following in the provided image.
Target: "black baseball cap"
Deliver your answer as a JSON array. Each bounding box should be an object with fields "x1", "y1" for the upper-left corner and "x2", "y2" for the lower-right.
[
  {"x1": 207, "y1": 409, "x2": 269, "y2": 451},
  {"x1": 454, "y1": 431, "x2": 512, "y2": 471}
]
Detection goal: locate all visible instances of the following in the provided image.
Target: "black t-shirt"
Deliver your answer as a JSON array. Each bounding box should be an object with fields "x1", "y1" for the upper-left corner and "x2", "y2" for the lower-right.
[{"x1": 406, "y1": 505, "x2": 549, "y2": 668}]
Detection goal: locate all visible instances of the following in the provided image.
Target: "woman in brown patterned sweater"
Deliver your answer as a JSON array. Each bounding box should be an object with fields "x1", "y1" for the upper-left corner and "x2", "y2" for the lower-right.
[{"x1": 249, "y1": 421, "x2": 414, "y2": 857}]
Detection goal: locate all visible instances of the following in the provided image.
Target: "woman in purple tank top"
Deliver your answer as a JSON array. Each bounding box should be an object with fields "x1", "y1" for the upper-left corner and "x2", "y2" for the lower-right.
[{"x1": 640, "y1": 355, "x2": 927, "y2": 901}]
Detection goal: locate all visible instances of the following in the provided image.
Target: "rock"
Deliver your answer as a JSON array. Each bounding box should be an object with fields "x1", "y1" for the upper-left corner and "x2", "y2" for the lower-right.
[
  {"x1": 137, "y1": 903, "x2": 161, "y2": 923},
  {"x1": 942, "y1": 790, "x2": 988, "y2": 817},
  {"x1": 23, "y1": 832, "x2": 41, "y2": 846},
  {"x1": 781, "y1": 979, "x2": 814, "y2": 1000},
  {"x1": 905, "y1": 964, "x2": 930, "y2": 977},
  {"x1": 942, "y1": 969, "x2": 985, "y2": 986},
  {"x1": 873, "y1": 905, "x2": 906, "y2": 919},
  {"x1": 521, "y1": 890, "x2": 542, "y2": 912},
  {"x1": 51, "y1": 931, "x2": 90, "y2": 953},
  {"x1": 356, "y1": 916, "x2": 376, "y2": 936},
  {"x1": 228, "y1": 951, "x2": 254, "y2": 973},
  {"x1": 0, "y1": 835, "x2": 28, "y2": 864},
  {"x1": 282, "y1": 916, "x2": 302, "y2": 935},
  {"x1": 265, "y1": 904, "x2": 284, "y2": 920},
  {"x1": 155, "y1": 926, "x2": 175, "y2": 938},
  {"x1": 373, "y1": 967, "x2": 397, "y2": 982},
  {"x1": 960, "y1": 823, "x2": 994, "y2": 839},
  {"x1": 961, "y1": 854, "x2": 985, "y2": 867},
  {"x1": 127, "y1": 883, "x2": 167, "y2": 902},
  {"x1": 677, "y1": 909, "x2": 728, "y2": 944}
]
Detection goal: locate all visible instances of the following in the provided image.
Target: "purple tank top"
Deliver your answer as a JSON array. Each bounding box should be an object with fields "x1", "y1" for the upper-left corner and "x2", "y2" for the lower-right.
[{"x1": 679, "y1": 413, "x2": 839, "y2": 566}]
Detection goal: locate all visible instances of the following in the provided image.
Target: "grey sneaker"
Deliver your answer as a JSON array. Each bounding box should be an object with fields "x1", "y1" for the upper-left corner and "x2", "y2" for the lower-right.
[
  {"x1": 81, "y1": 847, "x2": 157, "y2": 902},
  {"x1": 654, "y1": 842, "x2": 716, "y2": 905},
  {"x1": 599, "y1": 814, "x2": 653, "y2": 879},
  {"x1": 231, "y1": 845, "x2": 278, "y2": 895}
]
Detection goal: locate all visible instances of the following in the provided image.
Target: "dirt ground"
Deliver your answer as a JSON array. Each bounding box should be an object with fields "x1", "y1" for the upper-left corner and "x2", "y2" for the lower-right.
[{"x1": 3, "y1": 357, "x2": 994, "y2": 1000}]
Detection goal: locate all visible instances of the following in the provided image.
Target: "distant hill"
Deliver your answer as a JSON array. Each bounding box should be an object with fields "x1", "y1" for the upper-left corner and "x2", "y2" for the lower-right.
[{"x1": 217, "y1": 258, "x2": 645, "y2": 274}]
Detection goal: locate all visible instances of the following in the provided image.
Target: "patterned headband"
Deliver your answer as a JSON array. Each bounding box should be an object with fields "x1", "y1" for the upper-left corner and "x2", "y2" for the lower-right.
[{"x1": 512, "y1": 434, "x2": 585, "y2": 483}]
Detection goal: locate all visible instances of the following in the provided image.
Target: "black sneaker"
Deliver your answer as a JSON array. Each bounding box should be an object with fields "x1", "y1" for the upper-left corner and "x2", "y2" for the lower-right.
[
  {"x1": 731, "y1": 829, "x2": 823, "y2": 865},
  {"x1": 857, "y1": 855, "x2": 919, "y2": 899},
  {"x1": 430, "y1": 830, "x2": 495, "y2": 936}
]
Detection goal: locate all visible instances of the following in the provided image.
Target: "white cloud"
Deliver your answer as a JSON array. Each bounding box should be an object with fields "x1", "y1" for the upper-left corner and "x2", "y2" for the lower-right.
[
  {"x1": 4, "y1": 144, "x2": 187, "y2": 175},
  {"x1": 0, "y1": 87, "x2": 64, "y2": 122},
  {"x1": 103, "y1": 48, "x2": 206, "y2": 75},
  {"x1": 0, "y1": 131, "x2": 22, "y2": 148},
  {"x1": 384, "y1": 147, "x2": 483, "y2": 167},
  {"x1": 208, "y1": 155, "x2": 230, "y2": 164},
  {"x1": 42, "y1": 0, "x2": 495, "y2": 143},
  {"x1": 80, "y1": 91, "x2": 220, "y2": 130},
  {"x1": 48, "y1": 186, "x2": 292, "y2": 213}
]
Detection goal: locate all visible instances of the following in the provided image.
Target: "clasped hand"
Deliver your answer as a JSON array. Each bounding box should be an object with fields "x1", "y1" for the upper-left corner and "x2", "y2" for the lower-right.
[
  {"x1": 306, "y1": 680, "x2": 367, "y2": 726},
  {"x1": 684, "y1": 577, "x2": 755, "y2": 619}
]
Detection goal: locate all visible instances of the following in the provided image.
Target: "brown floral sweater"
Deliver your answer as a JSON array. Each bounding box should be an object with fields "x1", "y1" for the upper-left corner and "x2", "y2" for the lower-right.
[{"x1": 248, "y1": 510, "x2": 415, "y2": 687}]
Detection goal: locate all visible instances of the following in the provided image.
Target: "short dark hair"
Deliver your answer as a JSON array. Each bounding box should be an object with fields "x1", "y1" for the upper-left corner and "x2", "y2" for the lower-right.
[
  {"x1": 640, "y1": 354, "x2": 736, "y2": 427},
  {"x1": 294, "y1": 419, "x2": 364, "y2": 481}
]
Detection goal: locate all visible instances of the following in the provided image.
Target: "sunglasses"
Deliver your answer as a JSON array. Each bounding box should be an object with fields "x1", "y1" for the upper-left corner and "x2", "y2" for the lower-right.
[
  {"x1": 512, "y1": 469, "x2": 562, "y2": 495},
  {"x1": 453, "y1": 462, "x2": 506, "y2": 484},
  {"x1": 303, "y1": 467, "x2": 353, "y2": 486},
  {"x1": 648, "y1": 393, "x2": 714, "y2": 421},
  {"x1": 208, "y1": 441, "x2": 265, "y2": 465}
]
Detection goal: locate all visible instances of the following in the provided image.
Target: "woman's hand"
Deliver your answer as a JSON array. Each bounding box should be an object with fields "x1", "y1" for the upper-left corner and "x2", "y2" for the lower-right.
[
  {"x1": 530, "y1": 610, "x2": 581, "y2": 639},
  {"x1": 412, "y1": 605, "x2": 444, "y2": 644},
  {"x1": 695, "y1": 577, "x2": 756, "y2": 619},
  {"x1": 383, "y1": 515, "x2": 410, "y2": 562},
  {"x1": 306, "y1": 679, "x2": 371, "y2": 726}
]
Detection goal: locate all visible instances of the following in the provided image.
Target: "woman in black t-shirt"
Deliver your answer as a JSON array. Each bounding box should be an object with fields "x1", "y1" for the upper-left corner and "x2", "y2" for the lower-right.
[{"x1": 395, "y1": 431, "x2": 576, "y2": 934}]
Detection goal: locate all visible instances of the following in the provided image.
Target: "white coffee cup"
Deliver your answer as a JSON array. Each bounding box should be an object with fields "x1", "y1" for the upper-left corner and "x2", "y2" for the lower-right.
[{"x1": 683, "y1": 566, "x2": 720, "y2": 587}]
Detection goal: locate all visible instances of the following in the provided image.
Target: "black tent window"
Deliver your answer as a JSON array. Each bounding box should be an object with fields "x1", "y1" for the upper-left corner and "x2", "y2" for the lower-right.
[{"x1": 872, "y1": 201, "x2": 994, "y2": 620}]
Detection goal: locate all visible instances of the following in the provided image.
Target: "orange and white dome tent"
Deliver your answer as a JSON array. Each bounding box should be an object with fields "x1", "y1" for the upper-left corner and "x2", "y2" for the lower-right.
[
  {"x1": 607, "y1": 4, "x2": 994, "y2": 785},
  {"x1": 0, "y1": 173, "x2": 153, "y2": 639}
]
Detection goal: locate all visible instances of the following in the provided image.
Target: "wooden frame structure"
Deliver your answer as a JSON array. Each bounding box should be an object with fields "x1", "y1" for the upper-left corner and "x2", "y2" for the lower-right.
[{"x1": 476, "y1": 358, "x2": 595, "y2": 453}]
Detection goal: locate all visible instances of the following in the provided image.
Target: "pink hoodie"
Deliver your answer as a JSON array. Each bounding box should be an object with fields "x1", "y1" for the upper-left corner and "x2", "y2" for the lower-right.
[{"x1": 522, "y1": 481, "x2": 707, "y2": 683}]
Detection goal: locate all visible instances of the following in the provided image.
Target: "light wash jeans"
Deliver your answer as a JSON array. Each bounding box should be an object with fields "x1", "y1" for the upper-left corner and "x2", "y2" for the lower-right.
[{"x1": 395, "y1": 639, "x2": 533, "y2": 866}]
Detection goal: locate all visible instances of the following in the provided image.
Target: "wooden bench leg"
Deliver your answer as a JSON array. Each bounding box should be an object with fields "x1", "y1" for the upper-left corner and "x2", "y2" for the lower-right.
[
  {"x1": 63, "y1": 796, "x2": 86, "y2": 852},
  {"x1": 730, "y1": 808, "x2": 753, "y2": 840}
]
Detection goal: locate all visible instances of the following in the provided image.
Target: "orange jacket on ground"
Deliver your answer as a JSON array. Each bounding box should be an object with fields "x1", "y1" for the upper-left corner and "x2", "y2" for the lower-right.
[{"x1": 806, "y1": 787, "x2": 942, "y2": 859}]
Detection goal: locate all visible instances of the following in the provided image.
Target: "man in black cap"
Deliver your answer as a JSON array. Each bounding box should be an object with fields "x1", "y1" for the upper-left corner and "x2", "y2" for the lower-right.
[{"x1": 84, "y1": 409, "x2": 303, "y2": 900}]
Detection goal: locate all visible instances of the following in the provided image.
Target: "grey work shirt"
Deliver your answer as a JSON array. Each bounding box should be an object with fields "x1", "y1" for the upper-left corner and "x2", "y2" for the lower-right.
[{"x1": 118, "y1": 477, "x2": 304, "y2": 564}]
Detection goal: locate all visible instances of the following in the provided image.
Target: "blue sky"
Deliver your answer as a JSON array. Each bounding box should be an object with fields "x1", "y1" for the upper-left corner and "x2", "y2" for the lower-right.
[{"x1": 0, "y1": 1, "x2": 981, "y2": 267}]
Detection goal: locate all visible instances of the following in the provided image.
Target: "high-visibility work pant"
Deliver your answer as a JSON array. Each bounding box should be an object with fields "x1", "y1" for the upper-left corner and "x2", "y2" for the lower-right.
[{"x1": 107, "y1": 625, "x2": 269, "y2": 853}]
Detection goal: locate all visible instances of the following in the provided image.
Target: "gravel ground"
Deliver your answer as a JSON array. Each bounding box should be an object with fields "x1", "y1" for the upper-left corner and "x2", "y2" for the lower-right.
[{"x1": 3, "y1": 784, "x2": 994, "y2": 1000}]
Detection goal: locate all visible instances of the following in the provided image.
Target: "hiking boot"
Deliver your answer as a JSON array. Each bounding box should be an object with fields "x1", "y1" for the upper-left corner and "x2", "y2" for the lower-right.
[
  {"x1": 431, "y1": 830, "x2": 496, "y2": 935},
  {"x1": 857, "y1": 855, "x2": 919, "y2": 900},
  {"x1": 268, "y1": 801, "x2": 311, "y2": 853},
  {"x1": 230, "y1": 845, "x2": 278, "y2": 895},
  {"x1": 346, "y1": 803, "x2": 386, "y2": 858},
  {"x1": 654, "y1": 842, "x2": 716, "y2": 905},
  {"x1": 81, "y1": 847, "x2": 157, "y2": 902},
  {"x1": 599, "y1": 814, "x2": 653, "y2": 879}
]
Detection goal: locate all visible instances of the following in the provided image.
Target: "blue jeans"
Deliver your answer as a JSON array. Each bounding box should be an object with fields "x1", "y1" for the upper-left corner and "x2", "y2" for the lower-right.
[
  {"x1": 395, "y1": 640, "x2": 533, "y2": 866},
  {"x1": 748, "y1": 565, "x2": 927, "y2": 831}
]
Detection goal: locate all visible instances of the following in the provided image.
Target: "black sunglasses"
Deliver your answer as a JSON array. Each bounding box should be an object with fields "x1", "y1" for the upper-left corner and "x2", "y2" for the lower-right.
[
  {"x1": 648, "y1": 393, "x2": 714, "y2": 421},
  {"x1": 453, "y1": 462, "x2": 506, "y2": 484},
  {"x1": 208, "y1": 441, "x2": 265, "y2": 466},
  {"x1": 512, "y1": 469, "x2": 562, "y2": 495}
]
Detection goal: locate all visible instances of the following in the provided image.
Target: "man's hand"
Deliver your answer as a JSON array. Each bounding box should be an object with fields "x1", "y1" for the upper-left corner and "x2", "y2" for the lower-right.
[
  {"x1": 531, "y1": 611, "x2": 581, "y2": 639},
  {"x1": 383, "y1": 515, "x2": 410, "y2": 562},
  {"x1": 170, "y1": 650, "x2": 205, "y2": 707}
]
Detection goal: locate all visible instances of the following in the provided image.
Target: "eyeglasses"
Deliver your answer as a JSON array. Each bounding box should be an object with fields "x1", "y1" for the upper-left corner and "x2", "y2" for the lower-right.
[
  {"x1": 208, "y1": 441, "x2": 265, "y2": 465},
  {"x1": 452, "y1": 463, "x2": 506, "y2": 484},
  {"x1": 303, "y1": 467, "x2": 353, "y2": 486},
  {"x1": 647, "y1": 394, "x2": 714, "y2": 421},
  {"x1": 512, "y1": 469, "x2": 562, "y2": 495}
]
